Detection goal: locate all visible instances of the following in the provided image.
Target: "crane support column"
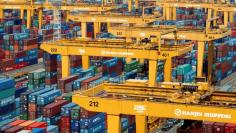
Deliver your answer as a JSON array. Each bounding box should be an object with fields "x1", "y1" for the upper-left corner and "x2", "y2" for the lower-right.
[
  {"x1": 163, "y1": 7, "x2": 166, "y2": 20},
  {"x1": 136, "y1": 116, "x2": 147, "y2": 133},
  {"x1": 128, "y1": 0, "x2": 132, "y2": 12},
  {"x1": 27, "y1": 10, "x2": 31, "y2": 29},
  {"x1": 0, "y1": 9, "x2": 3, "y2": 18},
  {"x1": 206, "y1": 9, "x2": 212, "y2": 31},
  {"x1": 81, "y1": 22, "x2": 87, "y2": 38},
  {"x1": 164, "y1": 58, "x2": 172, "y2": 82},
  {"x1": 173, "y1": 7, "x2": 176, "y2": 20},
  {"x1": 224, "y1": 11, "x2": 229, "y2": 27},
  {"x1": 20, "y1": 9, "x2": 24, "y2": 19},
  {"x1": 135, "y1": 0, "x2": 138, "y2": 9},
  {"x1": 229, "y1": 12, "x2": 234, "y2": 23},
  {"x1": 38, "y1": 9, "x2": 43, "y2": 29},
  {"x1": 213, "y1": 10, "x2": 217, "y2": 26},
  {"x1": 65, "y1": 11, "x2": 69, "y2": 22},
  {"x1": 208, "y1": 41, "x2": 213, "y2": 84},
  {"x1": 107, "y1": 115, "x2": 121, "y2": 133},
  {"x1": 94, "y1": 22, "x2": 100, "y2": 38},
  {"x1": 149, "y1": 60, "x2": 157, "y2": 86},
  {"x1": 197, "y1": 41, "x2": 205, "y2": 78},
  {"x1": 82, "y1": 55, "x2": 90, "y2": 70},
  {"x1": 31, "y1": 9, "x2": 34, "y2": 17},
  {"x1": 61, "y1": 55, "x2": 70, "y2": 78},
  {"x1": 166, "y1": 7, "x2": 171, "y2": 20}
]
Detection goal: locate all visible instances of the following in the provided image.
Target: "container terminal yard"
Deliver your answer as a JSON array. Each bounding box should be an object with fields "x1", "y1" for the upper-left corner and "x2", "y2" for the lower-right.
[{"x1": 1, "y1": 0, "x2": 236, "y2": 133}]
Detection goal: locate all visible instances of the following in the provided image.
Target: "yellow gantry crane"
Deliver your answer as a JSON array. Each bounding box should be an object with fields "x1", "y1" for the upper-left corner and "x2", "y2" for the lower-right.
[
  {"x1": 72, "y1": 80, "x2": 236, "y2": 133},
  {"x1": 40, "y1": 39, "x2": 193, "y2": 86},
  {"x1": 0, "y1": 0, "x2": 117, "y2": 29},
  {"x1": 108, "y1": 25, "x2": 230, "y2": 83},
  {"x1": 67, "y1": 13, "x2": 162, "y2": 38}
]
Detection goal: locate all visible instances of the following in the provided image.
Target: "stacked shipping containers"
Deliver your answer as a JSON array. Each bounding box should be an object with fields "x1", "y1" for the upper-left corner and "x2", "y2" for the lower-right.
[{"x1": 0, "y1": 78, "x2": 16, "y2": 122}]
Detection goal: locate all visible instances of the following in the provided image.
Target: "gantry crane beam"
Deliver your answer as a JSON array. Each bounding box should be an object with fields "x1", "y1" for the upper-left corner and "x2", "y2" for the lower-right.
[
  {"x1": 0, "y1": 5, "x2": 35, "y2": 9},
  {"x1": 72, "y1": 82, "x2": 236, "y2": 133},
  {"x1": 68, "y1": 13, "x2": 160, "y2": 24},
  {"x1": 40, "y1": 39, "x2": 193, "y2": 85},
  {"x1": 108, "y1": 26, "x2": 230, "y2": 41}
]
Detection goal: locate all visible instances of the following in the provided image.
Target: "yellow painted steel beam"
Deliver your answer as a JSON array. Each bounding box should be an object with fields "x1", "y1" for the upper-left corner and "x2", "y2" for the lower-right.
[
  {"x1": 206, "y1": 9, "x2": 212, "y2": 31},
  {"x1": 229, "y1": 12, "x2": 234, "y2": 23},
  {"x1": 208, "y1": 41, "x2": 213, "y2": 84},
  {"x1": 72, "y1": 91, "x2": 236, "y2": 123},
  {"x1": 20, "y1": 9, "x2": 24, "y2": 19},
  {"x1": 82, "y1": 55, "x2": 90, "y2": 70},
  {"x1": 61, "y1": 55, "x2": 70, "y2": 78},
  {"x1": 107, "y1": 115, "x2": 121, "y2": 133},
  {"x1": 94, "y1": 22, "x2": 100, "y2": 38},
  {"x1": 128, "y1": 0, "x2": 132, "y2": 12},
  {"x1": 224, "y1": 11, "x2": 229, "y2": 27},
  {"x1": 40, "y1": 40, "x2": 193, "y2": 60},
  {"x1": 109, "y1": 26, "x2": 230, "y2": 41},
  {"x1": 136, "y1": 116, "x2": 147, "y2": 133},
  {"x1": 26, "y1": 9, "x2": 31, "y2": 28},
  {"x1": 0, "y1": 5, "x2": 34, "y2": 9},
  {"x1": 197, "y1": 41, "x2": 205, "y2": 77},
  {"x1": 164, "y1": 58, "x2": 172, "y2": 82},
  {"x1": 38, "y1": 9, "x2": 42, "y2": 29},
  {"x1": 213, "y1": 10, "x2": 217, "y2": 26},
  {"x1": 172, "y1": 7, "x2": 176, "y2": 20},
  {"x1": 68, "y1": 14, "x2": 159, "y2": 25},
  {"x1": 149, "y1": 60, "x2": 157, "y2": 86},
  {"x1": 81, "y1": 22, "x2": 87, "y2": 38},
  {"x1": 0, "y1": 9, "x2": 3, "y2": 18},
  {"x1": 126, "y1": 58, "x2": 133, "y2": 63}
]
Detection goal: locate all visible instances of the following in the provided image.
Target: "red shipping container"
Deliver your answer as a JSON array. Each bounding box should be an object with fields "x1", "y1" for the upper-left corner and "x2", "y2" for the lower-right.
[
  {"x1": 202, "y1": 121, "x2": 214, "y2": 133},
  {"x1": 28, "y1": 111, "x2": 37, "y2": 120},
  {"x1": 60, "y1": 116, "x2": 71, "y2": 129},
  {"x1": 225, "y1": 123, "x2": 236, "y2": 133},
  {"x1": 213, "y1": 123, "x2": 226, "y2": 133},
  {"x1": 28, "y1": 103, "x2": 37, "y2": 112},
  {"x1": 80, "y1": 107, "x2": 98, "y2": 119},
  {"x1": 4, "y1": 126, "x2": 23, "y2": 133},
  {"x1": 43, "y1": 100, "x2": 69, "y2": 117},
  {"x1": 25, "y1": 122, "x2": 47, "y2": 130},
  {"x1": 58, "y1": 75, "x2": 79, "y2": 90},
  {"x1": 8, "y1": 120, "x2": 26, "y2": 126},
  {"x1": 81, "y1": 73, "x2": 103, "y2": 89},
  {"x1": 45, "y1": 77, "x2": 58, "y2": 85}
]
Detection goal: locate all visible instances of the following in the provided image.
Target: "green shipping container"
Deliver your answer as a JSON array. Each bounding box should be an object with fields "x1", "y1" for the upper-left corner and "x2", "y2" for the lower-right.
[
  {"x1": 20, "y1": 113, "x2": 28, "y2": 120},
  {"x1": 28, "y1": 69, "x2": 46, "y2": 80},
  {"x1": 177, "y1": 64, "x2": 192, "y2": 75},
  {"x1": 0, "y1": 88, "x2": 15, "y2": 100},
  {"x1": 71, "y1": 106, "x2": 80, "y2": 120}
]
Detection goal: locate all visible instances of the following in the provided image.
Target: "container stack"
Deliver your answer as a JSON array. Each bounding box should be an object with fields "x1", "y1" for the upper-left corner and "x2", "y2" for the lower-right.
[
  {"x1": 172, "y1": 64, "x2": 196, "y2": 83},
  {"x1": 28, "y1": 68, "x2": 46, "y2": 89},
  {"x1": 80, "y1": 108, "x2": 106, "y2": 133},
  {"x1": 0, "y1": 78, "x2": 16, "y2": 122},
  {"x1": 60, "y1": 103, "x2": 77, "y2": 133},
  {"x1": 102, "y1": 58, "x2": 123, "y2": 77},
  {"x1": 43, "y1": 99, "x2": 69, "y2": 125},
  {"x1": 70, "y1": 105, "x2": 80, "y2": 133},
  {"x1": 44, "y1": 53, "x2": 58, "y2": 86}
]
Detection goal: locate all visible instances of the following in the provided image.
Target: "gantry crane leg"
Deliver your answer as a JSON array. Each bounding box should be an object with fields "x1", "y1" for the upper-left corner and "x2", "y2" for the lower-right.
[
  {"x1": 229, "y1": 12, "x2": 234, "y2": 23},
  {"x1": 82, "y1": 55, "x2": 90, "y2": 70},
  {"x1": 173, "y1": 7, "x2": 176, "y2": 20},
  {"x1": 39, "y1": 9, "x2": 43, "y2": 29},
  {"x1": 27, "y1": 9, "x2": 31, "y2": 28},
  {"x1": 107, "y1": 114, "x2": 121, "y2": 133},
  {"x1": 135, "y1": 0, "x2": 138, "y2": 9},
  {"x1": 163, "y1": 7, "x2": 166, "y2": 20},
  {"x1": 164, "y1": 58, "x2": 172, "y2": 82},
  {"x1": 197, "y1": 41, "x2": 205, "y2": 78},
  {"x1": 94, "y1": 22, "x2": 100, "y2": 38},
  {"x1": 20, "y1": 9, "x2": 24, "y2": 19},
  {"x1": 81, "y1": 22, "x2": 87, "y2": 38},
  {"x1": 206, "y1": 9, "x2": 212, "y2": 31},
  {"x1": 208, "y1": 41, "x2": 213, "y2": 84},
  {"x1": 65, "y1": 10, "x2": 69, "y2": 22},
  {"x1": 128, "y1": 0, "x2": 132, "y2": 12},
  {"x1": 31, "y1": 9, "x2": 34, "y2": 17},
  {"x1": 213, "y1": 10, "x2": 217, "y2": 26},
  {"x1": 149, "y1": 60, "x2": 157, "y2": 86},
  {"x1": 166, "y1": 7, "x2": 171, "y2": 20},
  {"x1": 224, "y1": 11, "x2": 229, "y2": 27},
  {"x1": 136, "y1": 115, "x2": 147, "y2": 133},
  {"x1": 61, "y1": 55, "x2": 71, "y2": 78},
  {"x1": 0, "y1": 9, "x2": 3, "y2": 18}
]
